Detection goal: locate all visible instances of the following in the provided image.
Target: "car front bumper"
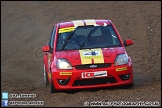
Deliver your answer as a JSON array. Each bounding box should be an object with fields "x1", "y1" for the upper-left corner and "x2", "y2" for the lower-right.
[{"x1": 51, "y1": 64, "x2": 133, "y2": 90}]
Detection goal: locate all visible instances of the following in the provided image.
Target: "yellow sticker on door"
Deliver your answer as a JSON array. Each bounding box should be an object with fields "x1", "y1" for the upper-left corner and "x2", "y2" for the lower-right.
[
  {"x1": 116, "y1": 67, "x2": 127, "y2": 71},
  {"x1": 48, "y1": 72, "x2": 51, "y2": 78}
]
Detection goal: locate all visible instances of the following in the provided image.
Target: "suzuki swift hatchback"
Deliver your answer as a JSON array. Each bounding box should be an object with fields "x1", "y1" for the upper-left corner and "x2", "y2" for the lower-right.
[{"x1": 42, "y1": 19, "x2": 134, "y2": 93}]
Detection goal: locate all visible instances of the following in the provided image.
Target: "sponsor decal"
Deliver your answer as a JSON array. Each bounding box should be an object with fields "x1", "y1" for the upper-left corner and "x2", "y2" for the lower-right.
[
  {"x1": 59, "y1": 27, "x2": 75, "y2": 33},
  {"x1": 60, "y1": 72, "x2": 72, "y2": 75},
  {"x1": 116, "y1": 67, "x2": 127, "y2": 71},
  {"x1": 79, "y1": 48, "x2": 104, "y2": 64},
  {"x1": 81, "y1": 71, "x2": 107, "y2": 78}
]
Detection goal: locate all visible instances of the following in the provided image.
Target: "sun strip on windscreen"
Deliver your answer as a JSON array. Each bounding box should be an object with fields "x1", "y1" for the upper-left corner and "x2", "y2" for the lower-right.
[
  {"x1": 59, "y1": 27, "x2": 75, "y2": 33},
  {"x1": 59, "y1": 19, "x2": 97, "y2": 33},
  {"x1": 59, "y1": 20, "x2": 84, "y2": 33}
]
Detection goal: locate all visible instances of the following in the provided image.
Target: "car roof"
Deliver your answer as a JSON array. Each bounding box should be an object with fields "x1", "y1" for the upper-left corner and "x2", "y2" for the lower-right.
[{"x1": 58, "y1": 19, "x2": 111, "y2": 28}]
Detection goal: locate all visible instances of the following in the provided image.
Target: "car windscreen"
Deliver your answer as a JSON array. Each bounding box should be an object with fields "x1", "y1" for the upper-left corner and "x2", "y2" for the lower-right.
[{"x1": 56, "y1": 25, "x2": 122, "y2": 51}]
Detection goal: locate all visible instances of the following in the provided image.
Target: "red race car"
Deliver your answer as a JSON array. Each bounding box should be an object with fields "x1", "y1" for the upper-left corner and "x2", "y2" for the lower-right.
[{"x1": 42, "y1": 19, "x2": 134, "y2": 93}]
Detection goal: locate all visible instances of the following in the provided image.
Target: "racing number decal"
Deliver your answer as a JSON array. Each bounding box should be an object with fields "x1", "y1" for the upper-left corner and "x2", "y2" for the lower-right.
[{"x1": 79, "y1": 48, "x2": 104, "y2": 64}]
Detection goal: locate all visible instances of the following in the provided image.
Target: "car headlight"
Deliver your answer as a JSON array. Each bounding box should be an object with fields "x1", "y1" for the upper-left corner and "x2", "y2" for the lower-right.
[
  {"x1": 57, "y1": 59, "x2": 72, "y2": 69},
  {"x1": 114, "y1": 54, "x2": 128, "y2": 66}
]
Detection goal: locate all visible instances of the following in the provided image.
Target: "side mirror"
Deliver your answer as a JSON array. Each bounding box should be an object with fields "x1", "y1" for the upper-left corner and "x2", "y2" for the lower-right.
[
  {"x1": 124, "y1": 39, "x2": 133, "y2": 47},
  {"x1": 42, "y1": 46, "x2": 50, "y2": 52}
]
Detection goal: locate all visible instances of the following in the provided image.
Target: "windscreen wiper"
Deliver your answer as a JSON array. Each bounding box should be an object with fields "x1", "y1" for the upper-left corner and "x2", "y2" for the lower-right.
[
  {"x1": 61, "y1": 30, "x2": 76, "y2": 50},
  {"x1": 80, "y1": 29, "x2": 93, "y2": 49},
  {"x1": 80, "y1": 26, "x2": 99, "y2": 49}
]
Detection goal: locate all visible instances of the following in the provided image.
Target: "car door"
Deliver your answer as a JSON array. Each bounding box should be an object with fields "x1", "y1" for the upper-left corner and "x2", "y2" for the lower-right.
[{"x1": 46, "y1": 26, "x2": 56, "y2": 81}]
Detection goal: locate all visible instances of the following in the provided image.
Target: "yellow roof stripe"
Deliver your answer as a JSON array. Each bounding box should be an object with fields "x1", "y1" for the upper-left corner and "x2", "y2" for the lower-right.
[
  {"x1": 84, "y1": 19, "x2": 96, "y2": 25},
  {"x1": 72, "y1": 20, "x2": 84, "y2": 26}
]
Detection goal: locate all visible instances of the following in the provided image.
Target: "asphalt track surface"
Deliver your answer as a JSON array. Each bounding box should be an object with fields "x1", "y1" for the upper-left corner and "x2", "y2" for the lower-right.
[{"x1": 1, "y1": 1, "x2": 161, "y2": 107}]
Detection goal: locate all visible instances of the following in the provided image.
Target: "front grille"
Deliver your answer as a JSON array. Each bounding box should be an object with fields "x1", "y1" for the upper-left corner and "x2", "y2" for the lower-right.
[
  {"x1": 72, "y1": 77, "x2": 117, "y2": 86},
  {"x1": 75, "y1": 63, "x2": 111, "y2": 70}
]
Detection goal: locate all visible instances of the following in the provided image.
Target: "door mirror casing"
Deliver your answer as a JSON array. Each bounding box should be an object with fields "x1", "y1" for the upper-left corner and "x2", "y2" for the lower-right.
[
  {"x1": 42, "y1": 46, "x2": 50, "y2": 52},
  {"x1": 124, "y1": 39, "x2": 133, "y2": 47}
]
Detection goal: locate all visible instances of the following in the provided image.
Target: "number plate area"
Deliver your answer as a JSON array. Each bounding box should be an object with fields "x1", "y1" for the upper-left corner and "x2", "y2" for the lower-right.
[{"x1": 81, "y1": 71, "x2": 107, "y2": 78}]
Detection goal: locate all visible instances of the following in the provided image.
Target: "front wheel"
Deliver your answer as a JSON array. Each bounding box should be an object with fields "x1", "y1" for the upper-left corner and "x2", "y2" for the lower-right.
[
  {"x1": 51, "y1": 73, "x2": 57, "y2": 93},
  {"x1": 43, "y1": 64, "x2": 49, "y2": 85},
  {"x1": 127, "y1": 82, "x2": 134, "y2": 88},
  {"x1": 120, "y1": 82, "x2": 134, "y2": 89}
]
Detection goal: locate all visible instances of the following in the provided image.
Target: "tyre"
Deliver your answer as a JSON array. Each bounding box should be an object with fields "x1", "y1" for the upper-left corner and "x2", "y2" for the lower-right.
[
  {"x1": 127, "y1": 82, "x2": 134, "y2": 88},
  {"x1": 51, "y1": 75, "x2": 57, "y2": 93},
  {"x1": 120, "y1": 82, "x2": 134, "y2": 89},
  {"x1": 43, "y1": 64, "x2": 49, "y2": 85}
]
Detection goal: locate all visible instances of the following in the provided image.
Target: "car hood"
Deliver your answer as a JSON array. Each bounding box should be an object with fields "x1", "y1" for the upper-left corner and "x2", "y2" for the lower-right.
[{"x1": 55, "y1": 47, "x2": 126, "y2": 66}]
